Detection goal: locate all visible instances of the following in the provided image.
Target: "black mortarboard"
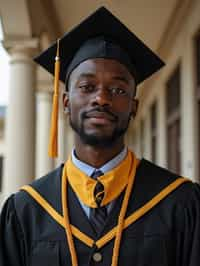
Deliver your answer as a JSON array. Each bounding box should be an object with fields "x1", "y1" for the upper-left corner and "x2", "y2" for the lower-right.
[
  {"x1": 34, "y1": 6, "x2": 165, "y2": 158},
  {"x1": 34, "y1": 6, "x2": 164, "y2": 85}
]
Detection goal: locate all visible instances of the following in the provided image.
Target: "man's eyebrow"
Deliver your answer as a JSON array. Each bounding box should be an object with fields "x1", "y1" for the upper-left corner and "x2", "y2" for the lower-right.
[
  {"x1": 78, "y1": 73, "x2": 96, "y2": 79},
  {"x1": 112, "y1": 75, "x2": 129, "y2": 84}
]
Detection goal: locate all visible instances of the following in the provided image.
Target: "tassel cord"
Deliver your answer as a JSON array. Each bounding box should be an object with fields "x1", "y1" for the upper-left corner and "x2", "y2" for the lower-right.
[{"x1": 48, "y1": 39, "x2": 60, "y2": 157}]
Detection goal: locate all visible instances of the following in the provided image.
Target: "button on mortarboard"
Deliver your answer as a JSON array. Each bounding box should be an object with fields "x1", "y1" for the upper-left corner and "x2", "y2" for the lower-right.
[{"x1": 34, "y1": 6, "x2": 165, "y2": 86}]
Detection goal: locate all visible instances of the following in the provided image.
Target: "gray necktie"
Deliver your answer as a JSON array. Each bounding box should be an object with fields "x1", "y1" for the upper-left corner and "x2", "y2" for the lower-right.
[{"x1": 90, "y1": 170, "x2": 107, "y2": 233}]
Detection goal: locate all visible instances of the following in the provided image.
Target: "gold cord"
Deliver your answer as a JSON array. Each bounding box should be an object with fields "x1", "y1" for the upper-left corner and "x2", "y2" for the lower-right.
[
  {"x1": 111, "y1": 152, "x2": 137, "y2": 266},
  {"x1": 62, "y1": 164, "x2": 78, "y2": 266},
  {"x1": 62, "y1": 152, "x2": 137, "y2": 266}
]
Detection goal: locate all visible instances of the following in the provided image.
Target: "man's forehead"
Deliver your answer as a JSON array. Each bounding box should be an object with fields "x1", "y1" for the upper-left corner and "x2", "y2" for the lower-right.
[{"x1": 69, "y1": 58, "x2": 136, "y2": 83}]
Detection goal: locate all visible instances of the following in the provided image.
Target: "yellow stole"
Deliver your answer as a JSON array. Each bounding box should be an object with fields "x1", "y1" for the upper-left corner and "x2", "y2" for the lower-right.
[{"x1": 66, "y1": 150, "x2": 137, "y2": 208}]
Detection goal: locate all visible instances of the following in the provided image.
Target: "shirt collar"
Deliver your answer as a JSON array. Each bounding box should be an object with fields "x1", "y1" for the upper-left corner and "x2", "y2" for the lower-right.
[{"x1": 71, "y1": 147, "x2": 127, "y2": 178}]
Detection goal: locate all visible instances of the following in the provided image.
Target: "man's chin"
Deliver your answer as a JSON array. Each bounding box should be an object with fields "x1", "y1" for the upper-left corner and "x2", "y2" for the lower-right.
[
  {"x1": 80, "y1": 134, "x2": 117, "y2": 148},
  {"x1": 70, "y1": 120, "x2": 128, "y2": 147}
]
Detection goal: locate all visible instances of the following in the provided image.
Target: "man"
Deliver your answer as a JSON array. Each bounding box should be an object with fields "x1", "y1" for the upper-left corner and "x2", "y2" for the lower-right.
[{"x1": 0, "y1": 7, "x2": 200, "y2": 266}]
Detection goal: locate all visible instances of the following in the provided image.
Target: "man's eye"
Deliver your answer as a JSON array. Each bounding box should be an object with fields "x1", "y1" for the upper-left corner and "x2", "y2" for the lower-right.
[
  {"x1": 110, "y1": 87, "x2": 126, "y2": 95},
  {"x1": 79, "y1": 84, "x2": 95, "y2": 92}
]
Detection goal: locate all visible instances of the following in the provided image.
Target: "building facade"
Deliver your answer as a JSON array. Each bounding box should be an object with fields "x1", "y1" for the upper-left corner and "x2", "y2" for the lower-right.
[
  {"x1": 128, "y1": 0, "x2": 200, "y2": 183},
  {"x1": 0, "y1": 0, "x2": 200, "y2": 206}
]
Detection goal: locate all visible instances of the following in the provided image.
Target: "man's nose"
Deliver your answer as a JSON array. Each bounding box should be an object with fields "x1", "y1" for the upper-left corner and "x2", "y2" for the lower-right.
[{"x1": 92, "y1": 87, "x2": 112, "y2": 106}]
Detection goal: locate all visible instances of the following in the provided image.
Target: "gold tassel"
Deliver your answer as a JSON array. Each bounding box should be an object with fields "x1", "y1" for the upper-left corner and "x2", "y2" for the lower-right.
[{"x1": 48, "y1": 39, "x2": 60, "y2": 157}]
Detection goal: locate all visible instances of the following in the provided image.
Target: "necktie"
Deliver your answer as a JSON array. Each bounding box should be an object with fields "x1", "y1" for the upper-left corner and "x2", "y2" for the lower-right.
[{"x1": 90, "y1": 170, "x2": 107, "y2": 233}]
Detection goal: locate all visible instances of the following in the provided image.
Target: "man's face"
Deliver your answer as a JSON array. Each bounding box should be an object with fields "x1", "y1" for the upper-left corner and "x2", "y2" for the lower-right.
[{"x1": 65, "y1": 58, "x2": 137, "y2": 147}]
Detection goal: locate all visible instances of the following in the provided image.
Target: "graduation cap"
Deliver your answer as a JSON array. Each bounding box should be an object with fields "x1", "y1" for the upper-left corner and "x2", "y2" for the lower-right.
[{"x1": 34, "y1": 6, "x2": 165, "y2": 158}]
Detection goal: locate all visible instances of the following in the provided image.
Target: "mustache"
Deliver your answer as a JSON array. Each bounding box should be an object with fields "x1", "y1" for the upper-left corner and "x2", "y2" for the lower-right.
[{"x1": 82, "y1": 107, "x2": 118, "y2": 121}]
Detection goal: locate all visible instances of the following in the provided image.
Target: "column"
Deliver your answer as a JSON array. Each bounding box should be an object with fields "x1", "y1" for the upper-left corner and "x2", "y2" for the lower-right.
[
  {"x1": 3, "y1": 39, "x2": 38, "y2": 198},
  {"x1": 55, "y1": 86, "x2": 68, "y2": 166},
  {"x1": 157, "y1": 88, "x2": 167, "y2": 168},
  {"x1": 135, "y1": 123, "x2": 142, "y2": 158},
  {"x1": 125, "y1": 123, "x2": 135, "y2": 152},
  {"x1": 65, "y1": 120, "x2": 74, "y2": 158},
  {"x1": 128, "y1": 121, "x2": 141, "y2": 158},
  {"x1": 35, "y1": 87, "x2": 54, "y2": 177},
  {"x1": 143, "y1": 112, "x2": 152, "y2": 161},
  {"x1": 181, "y1": 38, "x2": 198, "y2": 180}
]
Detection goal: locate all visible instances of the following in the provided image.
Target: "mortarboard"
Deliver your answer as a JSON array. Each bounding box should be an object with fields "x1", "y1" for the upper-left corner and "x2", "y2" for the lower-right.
[
  {"x1": 35, "y1": 6, "x2": 164, "y2": 85},
  {"x1": 34, "y1": 6, "x2": 165, "y2": 157}
]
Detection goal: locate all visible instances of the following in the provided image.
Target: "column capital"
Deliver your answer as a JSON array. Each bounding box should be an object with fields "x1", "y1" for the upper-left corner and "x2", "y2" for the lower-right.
[{"x1": 2, "y1": 37, "x2": 39, "y2": 57}]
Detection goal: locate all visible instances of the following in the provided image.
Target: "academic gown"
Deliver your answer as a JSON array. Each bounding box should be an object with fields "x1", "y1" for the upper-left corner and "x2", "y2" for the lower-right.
[{"x1": 0, "y1": 159, "x2": 200, "y2": 266}]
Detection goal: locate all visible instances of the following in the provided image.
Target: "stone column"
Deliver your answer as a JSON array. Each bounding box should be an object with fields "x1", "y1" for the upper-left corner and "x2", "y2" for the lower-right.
[
  {"x1": 55, "y1": 110, "x2": 67, "y2": 166},
  {"x1": 126, "y1": 121, "x2": 141, "y2": 157},
  {"x1": 55, "y1": 93, "x2": 74, "y2": 167},
  {"x1": 157, "y1": 88, "x2": 167, "y2": 168},
  {"x1": 181, "y1": 38, "x2": 197, "y2": 180},
  {"x1": 135, "y1": 123, "x2": 142, "y2": 158},
  {"x1": 143, "y1": 112, "x2": 152, "y2": 161},
  {"x1": 3, "y1": 39, "x2": 38, "y2": 198},
  {"x1": 35, "y1": 86, "x2": 54, "y2": 177},
  {"x1": 55, "y1": 86, "x2": 68, "y2": 167},
  {"x1": 65, "y1": 120, "x2": 74, "y2": 158},
  {"x1": 126, "y1": 124, "x2": 134, "y2": 152}
]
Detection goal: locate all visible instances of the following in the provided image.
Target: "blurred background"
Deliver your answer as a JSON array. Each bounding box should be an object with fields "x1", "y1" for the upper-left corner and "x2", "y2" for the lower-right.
[{"x1": 0, "y1": 0, "x2": 200, "y2": 206}]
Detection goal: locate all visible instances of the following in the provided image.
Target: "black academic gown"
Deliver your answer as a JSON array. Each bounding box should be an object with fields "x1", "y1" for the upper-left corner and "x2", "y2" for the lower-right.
[{"x1": 0, "y1": 159, "x2": 200, "y2": 266}]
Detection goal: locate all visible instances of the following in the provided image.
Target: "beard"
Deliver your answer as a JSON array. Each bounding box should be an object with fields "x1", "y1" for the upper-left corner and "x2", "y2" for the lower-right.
[{"x1": 69, "y1": 112, "x2": 131, "y2": 148}]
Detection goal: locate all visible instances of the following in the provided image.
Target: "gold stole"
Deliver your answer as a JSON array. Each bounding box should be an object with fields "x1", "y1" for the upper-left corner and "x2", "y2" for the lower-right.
[{"x1": 66, "y1": 150, "x2": 137, "y2": 207}]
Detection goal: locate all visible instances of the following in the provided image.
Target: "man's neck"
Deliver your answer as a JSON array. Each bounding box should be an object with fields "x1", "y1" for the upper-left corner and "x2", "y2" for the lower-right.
[{"x1": 74, "y1": 137, "x2": 125, "y2": 168}]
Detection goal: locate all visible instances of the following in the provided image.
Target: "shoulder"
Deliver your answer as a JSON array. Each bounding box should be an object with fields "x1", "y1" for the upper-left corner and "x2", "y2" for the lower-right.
[
  {"x1": 127, "y1": 159, "x2": 200, "y2": 235},
  {"x1": 137, "y1": 159, "x2": 179, "y2": 183},
  {"x1": 13, "y1": 165, "x2": 64, "y2": 212},
  {"x1": 132, "y1": 159, "x2": 199, "y2": 206},
  {"x1": 135, "y1": 159, "x2": 181, "y2": 193}
]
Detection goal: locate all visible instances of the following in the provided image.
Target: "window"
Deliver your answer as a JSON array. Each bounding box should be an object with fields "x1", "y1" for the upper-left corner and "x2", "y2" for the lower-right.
[
  {"x1": 151, "y1": 102, "x2": 157, "y2": 163},
  {"x1": 166, "y1": 65, "x2": 181, "y2": 173},
  {"x1": 198, "y1": 102, "x2": 200, "y2": 177},
  {"x1": 140, "y1": 119, "x2": 145, "y2": 157},
  {"x1": 0, "y1": 156, "x2": 3, "y2": 191},
  {"x1": 0, "y1": 16, "x2": 9, "y2": 107},
  {"x1": 196, "y1": 34, "x2": 200, "y2": 177},
  {"x1": 196, "y1": 34, "x2": 200, "y2": 88}
]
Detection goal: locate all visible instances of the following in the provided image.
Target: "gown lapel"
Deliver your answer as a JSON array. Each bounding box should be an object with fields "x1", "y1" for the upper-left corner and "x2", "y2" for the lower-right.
[
  {"x1": 68, "y1": 182, "x2": 126, "y2": 240},
  {"x1": 100, "y1": 191, "x2": 125, "y2": 236},
  {"x1": 68, "y1": 184, "x2": 97, "y2": 239}
]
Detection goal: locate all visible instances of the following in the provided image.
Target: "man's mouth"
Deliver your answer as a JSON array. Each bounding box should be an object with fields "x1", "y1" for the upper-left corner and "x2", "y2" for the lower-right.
[
  {"x1": 84, "y1": 110, "x2": 117, "y2": 125},
  {"x1": 86, "y1": 111, "x2": 116, "y2": 120}
]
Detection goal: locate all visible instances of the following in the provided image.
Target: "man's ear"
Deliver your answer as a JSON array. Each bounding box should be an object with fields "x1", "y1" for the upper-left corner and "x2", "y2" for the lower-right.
[
  {"x1": 63, "y1": 92, "x2": 70, "y2": 114},
  {"x1": 131, "y1": 98, "x2": 139, "y2": 118}
]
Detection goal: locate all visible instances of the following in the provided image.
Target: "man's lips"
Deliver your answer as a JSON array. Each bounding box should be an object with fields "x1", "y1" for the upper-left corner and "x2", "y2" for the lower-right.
[{"x1": 85, "y1": 111, "x2": 117, "y2": 122}]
